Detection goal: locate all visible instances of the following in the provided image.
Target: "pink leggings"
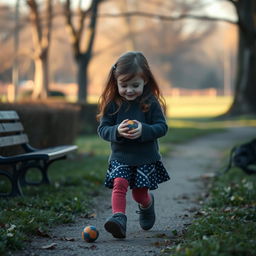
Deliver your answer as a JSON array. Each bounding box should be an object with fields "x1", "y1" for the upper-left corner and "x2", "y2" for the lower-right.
[{"x1": 112, "y1": 177, "x2": 151, "y2": 214}]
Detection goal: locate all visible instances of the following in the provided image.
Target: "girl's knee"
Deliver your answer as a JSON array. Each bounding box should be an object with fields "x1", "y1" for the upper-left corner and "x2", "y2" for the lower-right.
[{"x1": 132, "y1": 187, "x2": 150, "y2": 204}]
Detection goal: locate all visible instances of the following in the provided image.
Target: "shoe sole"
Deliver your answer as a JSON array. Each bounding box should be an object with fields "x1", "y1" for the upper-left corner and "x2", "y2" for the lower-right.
[{"x1": 104, "y1": 220, "x2": 126, "y2": 238}]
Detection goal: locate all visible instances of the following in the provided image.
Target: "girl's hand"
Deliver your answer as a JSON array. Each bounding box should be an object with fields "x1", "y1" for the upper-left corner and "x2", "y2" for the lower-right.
[
  {"x1": 127, "y1": 120, "x2": 142, "y2": 140},
  {"x1": 117, "y1": 119, "x2": 129, "y2": 137}
]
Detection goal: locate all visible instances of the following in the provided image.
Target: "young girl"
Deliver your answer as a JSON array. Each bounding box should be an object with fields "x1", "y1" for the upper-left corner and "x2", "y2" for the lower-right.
[{"x1": 97, "y1": 51, "x2": 170, "y2": 239}]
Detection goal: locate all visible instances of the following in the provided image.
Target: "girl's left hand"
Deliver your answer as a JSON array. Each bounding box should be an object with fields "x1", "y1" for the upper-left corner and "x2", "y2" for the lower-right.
[{"x1": 127, "y1": 120, "x2": 142, "y2": 140}]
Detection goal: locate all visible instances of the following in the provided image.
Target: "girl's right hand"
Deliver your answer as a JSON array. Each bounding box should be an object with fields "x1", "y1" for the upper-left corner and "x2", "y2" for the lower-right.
[{"x1": 117, "y1": 119, "x2": 129, "y2": 137}]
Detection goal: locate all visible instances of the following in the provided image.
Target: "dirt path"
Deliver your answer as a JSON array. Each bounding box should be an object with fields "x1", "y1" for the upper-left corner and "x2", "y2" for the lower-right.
[{"x1": 15, "y1": 127, "x2": 255, "y2": 256}]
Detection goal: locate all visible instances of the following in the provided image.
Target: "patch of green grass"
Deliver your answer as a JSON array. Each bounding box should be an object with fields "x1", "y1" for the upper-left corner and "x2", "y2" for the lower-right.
[
  {"x1": 89, "y1": 95, "x2": 233, "y2": 118},
  {"x1": 162, "y1": 166, "x2": 256, "y2": 256},
  {"x1": 166, "y1": 96, "x2": 232, "y2": 118}
]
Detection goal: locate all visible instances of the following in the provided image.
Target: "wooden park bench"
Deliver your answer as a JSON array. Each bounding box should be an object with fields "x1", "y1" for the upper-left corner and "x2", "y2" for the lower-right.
[{"x1": 0, "y1": 110, "x2": 78, "y2": 197}]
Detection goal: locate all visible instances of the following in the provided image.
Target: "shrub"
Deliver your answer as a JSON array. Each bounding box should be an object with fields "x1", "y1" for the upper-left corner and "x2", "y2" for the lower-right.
[
  {"x1": 73, "y1": 103, "x2": 99, "y2": 135},
  {"x1": 0, "y1": 101, "x2": 79, "y2": 150}
]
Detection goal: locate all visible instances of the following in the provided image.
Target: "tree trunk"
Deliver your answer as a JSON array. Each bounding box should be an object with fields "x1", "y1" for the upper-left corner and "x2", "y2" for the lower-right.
[
  {"x1": 75, "y1": 1, "x2": 99, "y2": 103},
  {"x1": 227, "y1": 0, "x2": 256, "y2": 115},
  {"x1": 27, "y1": 0, "x2": 52, "y2": 100},
  {"x1": 32, "y1": 53, "x2": 49, "y2": 99},
  {"x1": 76, "y1": 53, "x2": 90, "y2": 103}
]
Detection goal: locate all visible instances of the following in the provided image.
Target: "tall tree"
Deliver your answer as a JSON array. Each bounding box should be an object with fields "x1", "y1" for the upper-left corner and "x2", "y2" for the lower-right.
[
  {"x1": 12, "y1": 0, "x2": 21, "y2": 101},
  {"x1": 0, "y1": 4, "x2": 17, "y2": 82},
  {"x1": 227, "y1": 0, "x2": 256, "y2": 115},
  {"x1": 63, "y1": 0, "x2": 102, "y2": 103},
  {"x1": 26, "y1": 0, "x2": 53, "y2": 99}
]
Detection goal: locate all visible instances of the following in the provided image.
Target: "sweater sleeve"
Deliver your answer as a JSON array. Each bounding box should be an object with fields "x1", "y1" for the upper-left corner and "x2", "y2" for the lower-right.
[
  {"x1": 97, "y1": 103, "x2": 123, "y2": 143},
  {"x1": 140, "y1": 100, "x2": 168, "y2": 142}
]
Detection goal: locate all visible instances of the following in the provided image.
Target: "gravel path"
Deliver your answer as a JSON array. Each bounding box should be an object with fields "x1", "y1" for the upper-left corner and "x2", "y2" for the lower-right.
[{"x1": 14, "y1": 127, "x2": 256, "y2": 256}]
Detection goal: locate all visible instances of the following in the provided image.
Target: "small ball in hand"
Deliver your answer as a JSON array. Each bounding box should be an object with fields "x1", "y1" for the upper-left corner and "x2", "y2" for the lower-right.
[{"x1": 127, "y1": 120, "x2": 138, "y2": 130}]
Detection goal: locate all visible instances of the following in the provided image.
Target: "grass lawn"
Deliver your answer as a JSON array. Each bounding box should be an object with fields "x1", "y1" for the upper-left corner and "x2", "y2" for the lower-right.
[
  {"x1": 89, "y1": 95, "x2": 233, "y2": 119},
  {"x1": 165, "y1": 96, "x2": 232, "y2": 118}
]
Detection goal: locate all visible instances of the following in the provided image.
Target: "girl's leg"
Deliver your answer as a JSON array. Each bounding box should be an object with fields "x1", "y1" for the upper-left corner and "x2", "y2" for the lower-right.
[
  {"x1": 105, "y1": 177, "x2": 128, "y2": 238},
  {"x1": 133, "y1": 187, "x2": 155, "y2": 231},
  {"x1": 132, "y1": 187, "x2": 151, "y2": 208},
  {"x1": 112, "y1": 177, "x2": 129, "y2": 214}
]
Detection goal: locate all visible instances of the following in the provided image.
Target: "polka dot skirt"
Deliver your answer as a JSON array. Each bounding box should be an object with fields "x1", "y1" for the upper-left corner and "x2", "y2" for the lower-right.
[{"x1": 105, "y1": 160, "x2": 170, "y2": 190}]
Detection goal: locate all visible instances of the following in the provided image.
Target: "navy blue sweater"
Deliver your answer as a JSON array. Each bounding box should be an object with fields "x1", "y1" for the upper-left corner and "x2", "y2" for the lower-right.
[{"x1": 97, "y1": 97, "x2": 168, "y2": 165}]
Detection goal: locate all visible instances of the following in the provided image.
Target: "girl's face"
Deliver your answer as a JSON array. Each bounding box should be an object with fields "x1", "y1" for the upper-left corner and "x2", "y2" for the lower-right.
[{"x1": 117, "y1": 75, "x2": 145, "y2": 101}]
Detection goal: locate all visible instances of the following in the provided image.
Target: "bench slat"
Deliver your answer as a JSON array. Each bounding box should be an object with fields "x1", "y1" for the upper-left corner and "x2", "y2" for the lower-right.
[
  {"x1": 0, "y1": 145, "x2": 78, "y2": 163},
  {"x1": 0, "y1": 134, "x2": 28, "y2": 147},
  {"x1": 0, "y1": 111, "x2": 19, "y2": 121},
  {"x1": 0, "y1": 122, "x2": 24, "y2": 133},
  {"x1": 28, "y1": 145, "x2": 78, "y2": 160}
]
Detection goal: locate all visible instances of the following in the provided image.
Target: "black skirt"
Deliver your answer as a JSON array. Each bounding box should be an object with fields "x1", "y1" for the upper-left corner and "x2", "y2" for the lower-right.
[{"x1": 105, "y1": 159, "x2": 170, "y2": 190}]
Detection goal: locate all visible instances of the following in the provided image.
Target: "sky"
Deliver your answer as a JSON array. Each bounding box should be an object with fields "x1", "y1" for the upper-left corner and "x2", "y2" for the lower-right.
[
  {"x1": 203, "y1": 0, "x2": 236, "y2": 21},
  {"x1": 1, "y1": 0, "x2": 237, "y2": 21}
]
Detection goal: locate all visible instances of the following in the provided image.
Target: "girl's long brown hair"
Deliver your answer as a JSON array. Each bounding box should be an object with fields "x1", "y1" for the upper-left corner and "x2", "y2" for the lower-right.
[{"x1": 97, "y1": 51, "x2": 166, "y2": 120}]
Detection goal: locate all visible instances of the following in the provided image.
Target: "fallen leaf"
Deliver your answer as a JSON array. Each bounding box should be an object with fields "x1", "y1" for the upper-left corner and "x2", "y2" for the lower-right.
[
  {"x1": 223, "y1": 207, "x2": 232, "y2": 212},
  {"x1": 86, "y1": 245, "x2": 97, "y2": 250},
  {"x1": 82, "y1": 213, "x2": 97, "y2": 219},
  {"x1": 41, "y1": 243, "x2": 57, "y2": 250},
  {"x1": 152, "y1": 241, "x2": 162, "y2": 247},
  {"x1": 154, "y1": 233, "x2": 169, "y2": 238},
  {"x1": 195, "y1": 210, "x2": 207, "y2": 216},
  {"x1": 152, "y1": 240, "x2": 174, "y2": 247},
  {"x1": 61, "y1": 237, "x2": 75, "y2": 241},
  {"x1": 186, "y1": 207, "x2": 198, "y2": 212},
  {"x1": 36, "y1": 228, "x2": 51, "y2": 238},
  {"x1": 28, "y1": 218, "x2": 35, "y2": 224},
  {"x1": 200, "y1": 172, "x2": 216, "y2": 179}
]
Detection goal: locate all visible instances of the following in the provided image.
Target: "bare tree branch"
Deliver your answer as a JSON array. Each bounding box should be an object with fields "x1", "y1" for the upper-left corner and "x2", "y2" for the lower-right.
[
  {"x1": 84, "y1": 0, "x2": 99, "y2": 54},
  {"x1": 77, "y1": 8, "x2": 86, "y2": 44},
  {"x1": 27, "y1": 0, "x2": 42, "y2": 48},
  {"x1": 64, "y1": 0, "x2": 80, "y2": 56},
  {"x1": 41, "y1": 0, "x2": 52, "y2": 50},
  {"x1": 98, "y1": 11, "x2": 237, "y2": 25},
  {"x1": 26, "y1": 0, "x2": 53, "y2": 57}
]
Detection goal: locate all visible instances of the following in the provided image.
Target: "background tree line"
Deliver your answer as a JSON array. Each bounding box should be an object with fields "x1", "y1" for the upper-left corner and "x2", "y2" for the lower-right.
[{"x1": 0, "y1": 0, "x2": 255, "y2": 115}]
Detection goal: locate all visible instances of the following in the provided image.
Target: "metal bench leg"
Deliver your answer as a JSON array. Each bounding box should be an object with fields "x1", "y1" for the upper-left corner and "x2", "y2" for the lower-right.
[
  {"x1": 39, "y1": 160, "x2": 51, "y2": 184},
  {"x1": 12, "y1": 164, "x2": 23, "y2": 196},
  {"x1": 19, "y1": 160, "x2": 50, "y2": 186},
  {"x1": 0, "y1": 165, "x2": 23, "y2": 197}
]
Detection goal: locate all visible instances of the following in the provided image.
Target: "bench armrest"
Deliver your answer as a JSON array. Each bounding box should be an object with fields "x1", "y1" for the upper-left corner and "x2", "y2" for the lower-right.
[{"x1": 22, "y1": 143, "x2": 38, "y2": 153}]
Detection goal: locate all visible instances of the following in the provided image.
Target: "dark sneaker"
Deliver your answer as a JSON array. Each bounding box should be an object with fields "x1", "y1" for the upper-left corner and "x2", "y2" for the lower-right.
[
  {"x1": 137, "y1": 193, "x2": 155, "y2": 230},
  {"x1": 104, "y1": 213, "x2": 127, "y2": 238}
]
